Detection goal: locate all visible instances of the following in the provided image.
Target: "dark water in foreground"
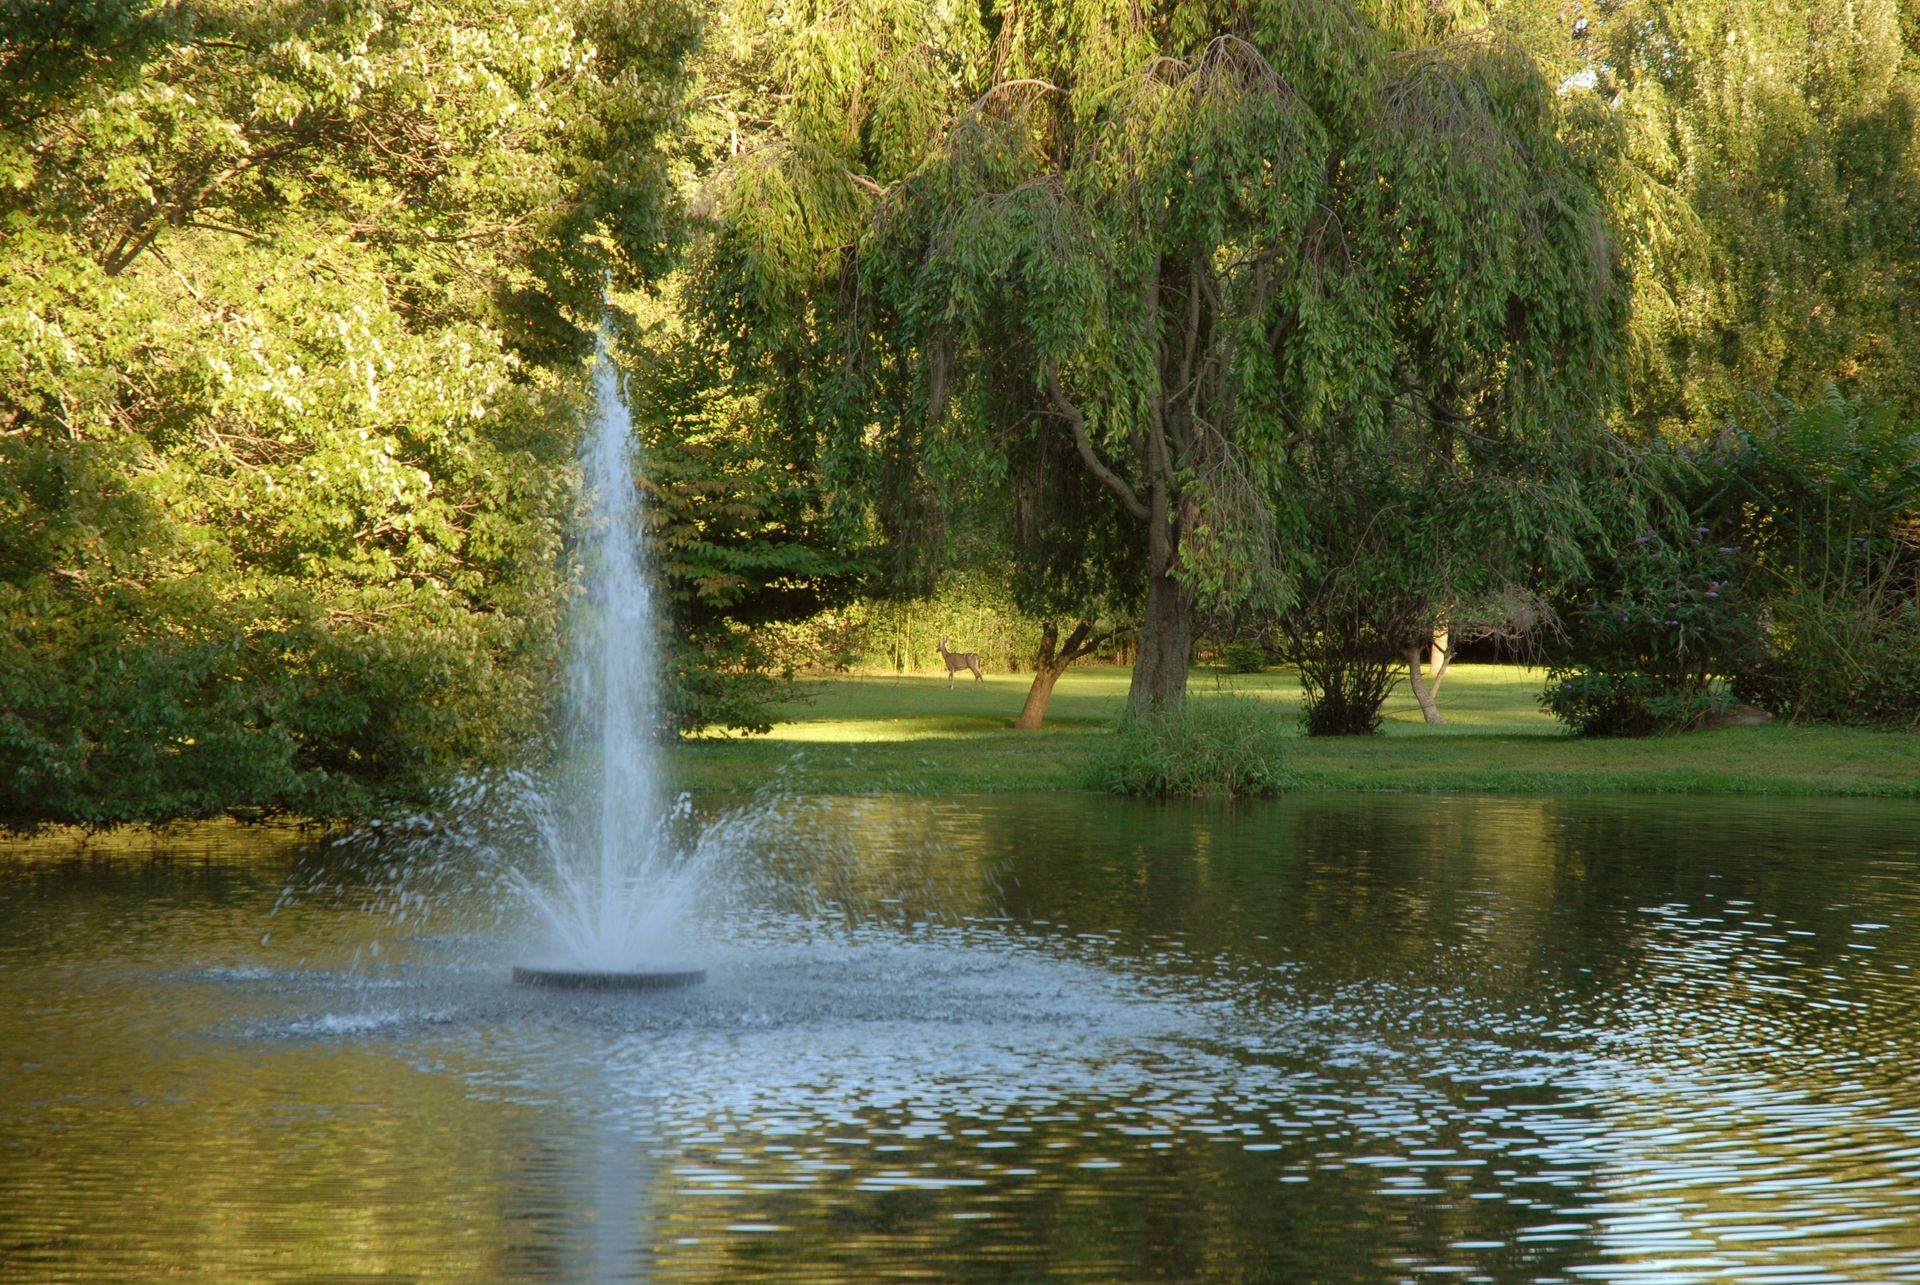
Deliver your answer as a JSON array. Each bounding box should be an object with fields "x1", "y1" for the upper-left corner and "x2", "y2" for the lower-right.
[{"x1": 5, "y1": 793, "x2": 1920, "y2": 1282}]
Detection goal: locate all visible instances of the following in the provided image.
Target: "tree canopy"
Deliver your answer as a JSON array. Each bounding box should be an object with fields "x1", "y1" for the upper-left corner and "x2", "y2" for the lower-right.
[
  {"x1": 845, "y1": 0, "x2": 1628, "y2": 711},
  {"x1": 0, "y1": 0, "x2": 697, "y2": 825},
  {"x1": 7, "y1": 0, "x2": 1919, "y2": 825},
  {"x1": 1546, "y1": 0, "x2": 1920, "y2": 437}
]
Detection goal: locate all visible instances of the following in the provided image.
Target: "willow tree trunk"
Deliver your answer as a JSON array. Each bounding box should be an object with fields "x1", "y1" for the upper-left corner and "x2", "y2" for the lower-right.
[
  {"x1": 1039, "y1": 362, "x2": 1193, "y2": 714},
  {"x1": 1129, "y1": 563, "x2": 1193, "y2": 714}
]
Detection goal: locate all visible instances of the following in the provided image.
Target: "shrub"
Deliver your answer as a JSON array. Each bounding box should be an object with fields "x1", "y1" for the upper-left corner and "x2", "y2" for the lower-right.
[
  {"x1": 1540, "y1": 666, "x2": 1734, "y2": 737},
  {"x1": 1546, "y1": 522, "x2": 1766, "y2": 736},
  {"x1": 1277, "y1": 570, "x2": 1413, "y2": 737},
  {"x1": 1736, "y1": 589, "x2": 1920, "y2": 728},
  {"x1": 657, "y1": 636, "x2": 787, "y2": 739},
  {"x1": 1721, "y1": 392, "x2": 1920, "y2": 729},
  {"x1": 1219, "y1": 640, "x2": 1268, "y2": 674},
  {"x1": 1295, "y1": 647, "x2": 1398, "y2": 735},
  {"x1": 1089, "y1": 698, "x2": 1293, "y2": 798}
]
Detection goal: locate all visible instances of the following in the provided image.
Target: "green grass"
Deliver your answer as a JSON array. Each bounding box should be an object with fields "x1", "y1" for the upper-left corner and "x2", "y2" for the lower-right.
[{"x1": 665, "y1": 663, "x2": 1920, "y2": 798}]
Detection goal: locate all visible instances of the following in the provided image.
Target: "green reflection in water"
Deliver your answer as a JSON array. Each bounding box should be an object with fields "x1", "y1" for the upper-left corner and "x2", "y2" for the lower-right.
[{"x1": 3, "y1": 795, "x2": 1920, "y2": 1281}]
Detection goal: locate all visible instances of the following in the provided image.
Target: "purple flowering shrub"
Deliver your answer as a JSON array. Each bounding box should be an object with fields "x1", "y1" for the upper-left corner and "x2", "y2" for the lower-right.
[{"x1": 1542, "y1": 526, "x2": 1766, "y2": 736}]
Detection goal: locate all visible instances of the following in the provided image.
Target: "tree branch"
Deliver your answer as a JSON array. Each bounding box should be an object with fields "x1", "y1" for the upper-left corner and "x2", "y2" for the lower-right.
[
  {"x1": 967, "y1": 78, "x2": 1065, "y2": 113},
  {"x1": 103, "y1": 134, "x2": 321, "y2": 276},
  {"x1": 1045, "y1": 363, "x2": 1149, "y2": 521}
]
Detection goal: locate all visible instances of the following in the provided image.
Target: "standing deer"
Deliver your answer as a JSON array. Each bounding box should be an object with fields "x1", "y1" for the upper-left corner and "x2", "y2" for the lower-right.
[{"x1": 936, "y1": 636, "x2": 984, "y2": 688}]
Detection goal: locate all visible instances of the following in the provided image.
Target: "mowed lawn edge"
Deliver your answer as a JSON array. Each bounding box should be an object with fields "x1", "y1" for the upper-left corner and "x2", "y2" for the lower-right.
[{"x1": 662, "y1": 665, "x2": 1920, "y2": 799}]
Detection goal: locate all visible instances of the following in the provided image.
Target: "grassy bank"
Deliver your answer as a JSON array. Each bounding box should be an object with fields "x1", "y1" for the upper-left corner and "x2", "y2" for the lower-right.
[{"x1": 665, "y1": 663, "x2": 1920, "y2": 798}]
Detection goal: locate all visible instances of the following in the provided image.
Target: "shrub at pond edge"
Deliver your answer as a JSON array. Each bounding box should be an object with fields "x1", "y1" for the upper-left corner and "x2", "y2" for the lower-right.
[{"x1": 1090, "y1": 699, "x2": 1294, "y2": 798}]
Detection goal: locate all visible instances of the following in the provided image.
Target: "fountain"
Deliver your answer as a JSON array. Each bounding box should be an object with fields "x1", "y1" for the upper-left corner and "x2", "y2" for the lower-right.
[{"x1": 509, "y1": 337, "x2": 707, "y2": 991}]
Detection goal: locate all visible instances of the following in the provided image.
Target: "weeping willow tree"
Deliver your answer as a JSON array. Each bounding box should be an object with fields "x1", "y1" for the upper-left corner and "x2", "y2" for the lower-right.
[
  {"x1": 685, "y1": 0, "x2": 990, "y2": 593},
  {"x1": 861, "y1": 0, "x2": 1629, "y2": 714}
]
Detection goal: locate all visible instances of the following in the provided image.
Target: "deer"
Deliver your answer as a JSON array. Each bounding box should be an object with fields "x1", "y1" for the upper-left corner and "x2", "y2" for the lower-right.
[{"x1": 936, "y1": 635, "x2": 984, "y2": 688}]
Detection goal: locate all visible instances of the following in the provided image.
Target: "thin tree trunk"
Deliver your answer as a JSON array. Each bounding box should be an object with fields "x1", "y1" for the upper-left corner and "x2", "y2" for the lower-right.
[
  {"x1": 1428, "y1": 625, "x2": 1451, "y2": 698},
  {"x1": 1405, "y1": 627, "x2": 1455, "y2": 725},
  {"x1": 1015, "y1": 667, "x2": 1064, "y2": 729},
  {"x1": 1016, "y1": 622, "x2": 1063, "y2": 730},
  {"x1": 1405, "y1": 645, "x2": 1446, "y2": 724},
  {"x1": 1016, "y1": 619, "x2": 1101, "y2": 730}
]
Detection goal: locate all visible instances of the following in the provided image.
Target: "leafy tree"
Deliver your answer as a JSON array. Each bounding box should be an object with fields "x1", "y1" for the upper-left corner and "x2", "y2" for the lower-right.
[
  {"x1": 1540, "y1": 0, "x2": 1920, "y2": 437},
  {"x1": 863, "y1": 0, "x2": 1627, "y2": 717},
  {"x1": 684, "y1": 0, "x2": 987, "y2": 594},
  {"x1": 685, "y1": 0, "x2": 1134, "y2": 731},
  {"x1": 610, "y1": 308, "x2": 867, "y2": 736},
  {"x1": 934, "y1": 371, "x2": 1141, "y2": 727},
  {"x1": 0, "y1": 0, "x2": 697, "y2": 826}
]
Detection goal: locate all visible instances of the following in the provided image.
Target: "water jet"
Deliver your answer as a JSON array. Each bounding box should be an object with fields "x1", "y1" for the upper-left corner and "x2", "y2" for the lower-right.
[{"x1": 509, "y1": 334, "x2": 718, "y2": 987}]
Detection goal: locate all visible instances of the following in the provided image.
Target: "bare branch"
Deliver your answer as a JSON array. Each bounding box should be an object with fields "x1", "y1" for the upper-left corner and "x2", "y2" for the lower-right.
[{"x1": 967, "y1": 78, "x2": 1065, "y2": 113}]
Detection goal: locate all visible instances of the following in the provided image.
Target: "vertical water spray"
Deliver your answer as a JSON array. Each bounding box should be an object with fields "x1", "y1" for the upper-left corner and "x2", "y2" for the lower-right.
[{"x1": 511, "y1": 336, "x2": 707, "y2": 986}]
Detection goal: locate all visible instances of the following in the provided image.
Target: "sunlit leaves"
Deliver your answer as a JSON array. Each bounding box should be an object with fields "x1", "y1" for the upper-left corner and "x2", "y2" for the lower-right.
[
  {"x1": 1566, "y1": 0, "x2": 1920, "y2": 435},
  {"x1": 0, "y1": 0, "x2": 695, "y2": 824}
]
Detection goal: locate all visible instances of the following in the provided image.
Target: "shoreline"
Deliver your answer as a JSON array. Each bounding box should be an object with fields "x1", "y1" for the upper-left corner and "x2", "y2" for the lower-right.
[
  {"x1": 662, "y1": 666, "x2": 1920, "y2": 800},
  {"x1": 7, "y1": 666, "x2": 1916, "y2": 837}
]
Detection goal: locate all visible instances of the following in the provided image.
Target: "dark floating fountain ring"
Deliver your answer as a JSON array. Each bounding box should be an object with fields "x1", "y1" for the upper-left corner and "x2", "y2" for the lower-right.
[{"x1": 511, "y1": 965, "x2": 707, "y2": 992}]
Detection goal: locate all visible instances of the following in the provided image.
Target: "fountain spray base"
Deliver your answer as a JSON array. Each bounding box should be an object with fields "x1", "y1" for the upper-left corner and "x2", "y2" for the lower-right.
[{"x1": 512, "y1": 965, "x2": 706, "y2": 992}]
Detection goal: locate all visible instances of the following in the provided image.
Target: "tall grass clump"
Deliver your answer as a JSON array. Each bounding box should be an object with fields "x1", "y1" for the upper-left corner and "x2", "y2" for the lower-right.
[{"x1": 1090, "y1": 698, "x2": 1293, "y2": 798}]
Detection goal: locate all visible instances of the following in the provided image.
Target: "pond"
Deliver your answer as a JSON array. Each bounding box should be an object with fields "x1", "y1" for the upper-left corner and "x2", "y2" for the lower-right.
[{"x1": 4, "y1": 792, "x2": 1920, "y2": 1281}]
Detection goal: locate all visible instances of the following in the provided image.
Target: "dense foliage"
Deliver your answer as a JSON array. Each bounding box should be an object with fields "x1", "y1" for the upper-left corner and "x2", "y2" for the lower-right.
[
  {"x1": 683, "y1": 0, "x2": 983, "y2": 597},
  {"x1": 8, "y1": 0, "x2": 1919, "y2": 823},
  {"x1": 1542, "y1": 391, "x2": 1920, "y2": 736},
  {"x1": 1541, "y1": 518, "x2": 1764, "y2": 735},
  {"x1": 1727, "y1": 393, "x2": 1920, "y2": 728},
  {"x1": 0, "y1": 0, "x2": 696, "y2": 825},
  {"x1": 614, "y1": 315, "x2": 865, "y2": 735},
  {"x1": 1569, "y1": 0, "x2": 1920, "y2": 437}
]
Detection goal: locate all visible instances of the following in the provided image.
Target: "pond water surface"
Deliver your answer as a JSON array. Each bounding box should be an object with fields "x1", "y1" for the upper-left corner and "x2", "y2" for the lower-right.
[{"x1": 4, "y1": 793, "x2": 1920, "y2": 1282}]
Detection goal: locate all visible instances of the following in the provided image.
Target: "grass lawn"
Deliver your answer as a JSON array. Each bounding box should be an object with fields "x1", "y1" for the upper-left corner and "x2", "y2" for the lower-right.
[{"x1": 665, "y1": 663, "x2": 1920, "y2": 798}]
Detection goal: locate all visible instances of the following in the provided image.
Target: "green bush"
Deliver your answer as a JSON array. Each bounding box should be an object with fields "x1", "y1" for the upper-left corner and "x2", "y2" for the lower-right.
[
  {"x1": 1089, "y1": 699, "x2": 1294, "y2": 798},
  {"x1": 1737, "y1": 590, "x2": 1920, "y2": 729},
  {"x1": 0, "y1": 582, "x2": 543, "y2": 829},
  {"x1": 1297, "y1": 648, "x2": 1398, "y2": 736},
  {"x1": 1539, "y1": 666, "x2": 1734, "y2": 738},
  {"x1": 1546, "y1": 518, "x2": 1766, "y2": 736},
  {"x1": 1277, "y1": 574, "x2": 1410, "y2": 737},
  {"x1": 1219, "y1": 640, "x2": 1268, "y2": 674},
  {"x1": 1720, "y1": 392, "x2": 1920, "y2": 729}
]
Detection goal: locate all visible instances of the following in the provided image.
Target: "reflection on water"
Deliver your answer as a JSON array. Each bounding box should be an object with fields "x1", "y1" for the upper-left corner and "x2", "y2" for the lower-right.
[{"x1": 4, "y1": 796, "x2": 1920, "y2": 1281}]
